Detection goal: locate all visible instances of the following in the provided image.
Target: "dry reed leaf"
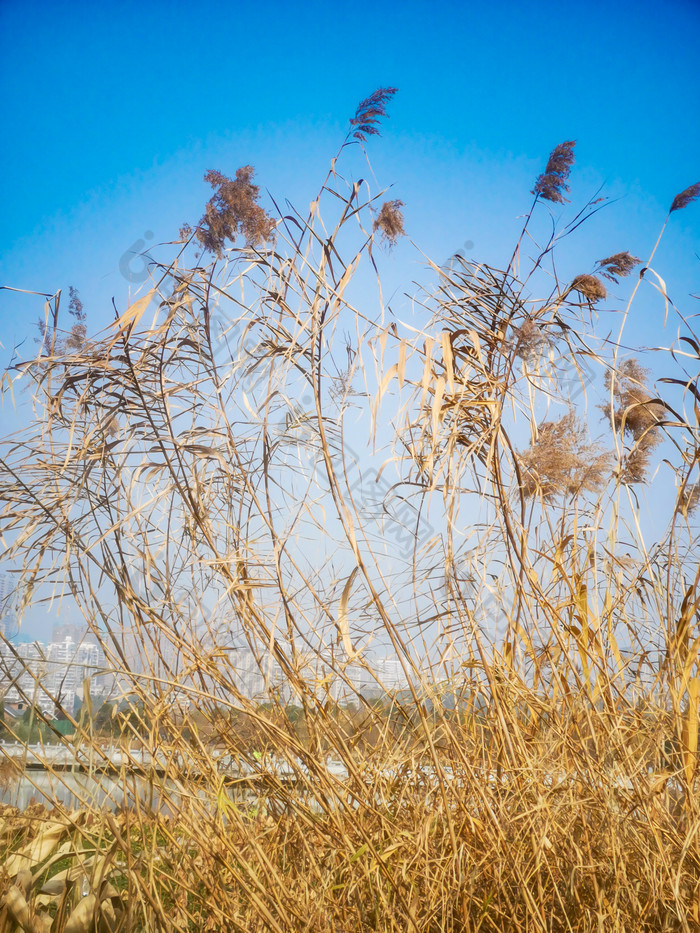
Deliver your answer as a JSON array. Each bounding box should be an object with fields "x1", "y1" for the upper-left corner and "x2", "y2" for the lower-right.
[
  {"x1": 329, "y1": 253, "x2": 361, "y2": 316},
  {"x1": 62, "y1": 894, "x2": 98, "y2": 933},
  {"x1": 467, "y1": 328, "x2": 485, "y2": 367},
  {"x1": 4, "y1": 822, "x2": 69, "y2": 877},
  {"x1": 377, "y1": 363, "x2": 399, "y2": 404},
  {"x1": 440, "y1": 331, "x2": 455, "y2": 394},
  {"x1": 110, "y1": 287, "x2": 157, "y2": 338},
  {"x1": 337, "y1": 567, "x2": 359, "y2": 658},
  {"x1": 431, "y1": 375, "x2": 446, "y2": 440},
  {"x1": 640, "y1": 266, "x2": 671, "y2": 324},
  {"x1": 2, "y1": 886, "x2": 51, "y2": 933},
  {"x1": 684, "y1": 678, "x2": 700, "y2": 787},
  {"x1": 397, "y1": 338, "x2": 408, "y2": 389}
]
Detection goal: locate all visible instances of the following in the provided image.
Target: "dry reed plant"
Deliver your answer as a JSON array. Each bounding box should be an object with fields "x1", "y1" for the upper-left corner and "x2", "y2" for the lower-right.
[{"x1": 1, "y1": 91, "x2": 700, "y2": 931}]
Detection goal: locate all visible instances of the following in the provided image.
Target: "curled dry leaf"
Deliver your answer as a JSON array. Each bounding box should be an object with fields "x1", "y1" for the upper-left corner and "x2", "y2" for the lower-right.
[{"x1": 63, "y1": 894, "x2": 98, "y2": 933}]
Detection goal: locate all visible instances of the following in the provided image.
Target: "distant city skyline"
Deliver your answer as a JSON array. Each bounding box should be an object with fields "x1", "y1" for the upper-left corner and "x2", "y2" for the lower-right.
[
  {"x1": 0, "y1": 630, "x2": 111, "y2": 716},
  {"x1": 1, "y1": 617, "x2": 409, "y2": 716}
]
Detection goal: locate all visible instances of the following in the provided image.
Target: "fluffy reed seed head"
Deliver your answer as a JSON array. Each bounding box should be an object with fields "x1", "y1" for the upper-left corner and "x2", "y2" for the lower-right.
[
  {"x1": 670, "y1": 182, "x2": 700, "y2": 213},
  {"x1": 519, "y1": 412, "x2": 611, "y2": 499},
  {"x1": 680, "y1": 482, "x2": 700, "y2": 517},
  {"x1": 511, "y1": 318, "x2": 552, "y2": 362},
  {"x1": 373, "y1": 199, "x2": 405, "y2": 246},
  {"x1": 597, "y1": 251, "x2": 642, "y2": 283},
  {"x1": 181, "y1": 166, "x2": 275, "y2": 258},
  {"x1": 570, "y1": 274, "x2": 607, "y2": 302},
  {"x1": 606, "y1": 360, "x2": 665, "y2": 440},
  {"x1": 349, "y1": 87, "x2": 398, "y2": 142},
  {"x1": 63, "y1": 285, "x2": 88, "y2": 353},
  {"x1": 603, "y1": 360, "x2": 666, "y2": 484},
  {"x1": 532, "y1": 140, "x2": 576, "y2": 203}
]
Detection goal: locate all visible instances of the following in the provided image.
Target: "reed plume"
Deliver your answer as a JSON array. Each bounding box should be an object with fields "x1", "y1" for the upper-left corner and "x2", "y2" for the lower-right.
[
  {"x1": 670, "y1": 181, "x2": 700, "y2": 213},
  {"x1": 180, "y1": 165, "x2": 275, "y2": 258},
  {"x1": 373, "y1": 199, "x2": 405, "y2": 246},
  {"x1": 532, "y1": 139, "x2": 576, "y2": 203},
  {"x1": 519, "y1": 412, "x2": 611, "y2": 499},
  {"x1": 597, "y1": 251, "x2": 642, "y2": 283},
  {"x1": 348, "y1": 87, "x2": 398, "y2": 141},
  {"x1": 570, "y1": 273, "x2": 607, "y2": 302}
]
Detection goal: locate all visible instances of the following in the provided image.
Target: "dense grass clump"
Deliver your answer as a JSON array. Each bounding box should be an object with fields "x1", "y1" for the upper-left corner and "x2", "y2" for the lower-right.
[{"x1": 1, "y1": 89, "x2": 700, "y2": 931}]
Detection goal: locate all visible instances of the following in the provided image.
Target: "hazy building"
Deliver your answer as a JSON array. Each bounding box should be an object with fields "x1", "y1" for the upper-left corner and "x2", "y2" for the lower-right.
[
  {"x1": 44, "y1": 636, "x2": 111, "y2": 712},
  {"x1": 0, "y1": 631, "x2": 114, "y2": 716},
  {"x1": 0, "y1": 572, "x2": 19, "y2": 640},
  {"x1": 0, "y1": 640, "x2": 47, "y2": 710},
  {"x1": 350, "y1": 654, "x2": 407, "y2": 697}
]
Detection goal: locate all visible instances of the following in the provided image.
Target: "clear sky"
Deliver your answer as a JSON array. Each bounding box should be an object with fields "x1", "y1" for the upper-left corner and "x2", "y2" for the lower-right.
[{"x1": 1, "y1": 0, "x2": 699, "y2": 637}]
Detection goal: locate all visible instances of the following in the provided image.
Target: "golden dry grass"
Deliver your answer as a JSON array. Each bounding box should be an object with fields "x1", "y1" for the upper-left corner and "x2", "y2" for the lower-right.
[{"x1": 1, "y1": 93, "x2": 700, "y2": 931}]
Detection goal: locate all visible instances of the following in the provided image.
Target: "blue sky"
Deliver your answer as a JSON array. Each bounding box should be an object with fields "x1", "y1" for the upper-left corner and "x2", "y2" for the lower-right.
[
  {"x1": 1, "y1": 0, "x2": 699, "y2": 637},
  {"x1": 1, "y1": 0, "x2": 699, "y2": 346}
]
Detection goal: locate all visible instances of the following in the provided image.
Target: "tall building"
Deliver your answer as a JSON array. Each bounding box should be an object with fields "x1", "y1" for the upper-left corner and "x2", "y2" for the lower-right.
[
  {"x1": 0, "y1": 632, "x2": 113, "y2": 716},
  {"x1": 0, "y1": 640, "x2": 47, "y2": 710},
  {"x1": 0, "y1": 572, "x2": 19, "y2": 640},
  {"x1": 44, "y1": 636, "x2": 110, "y2": 712}
]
